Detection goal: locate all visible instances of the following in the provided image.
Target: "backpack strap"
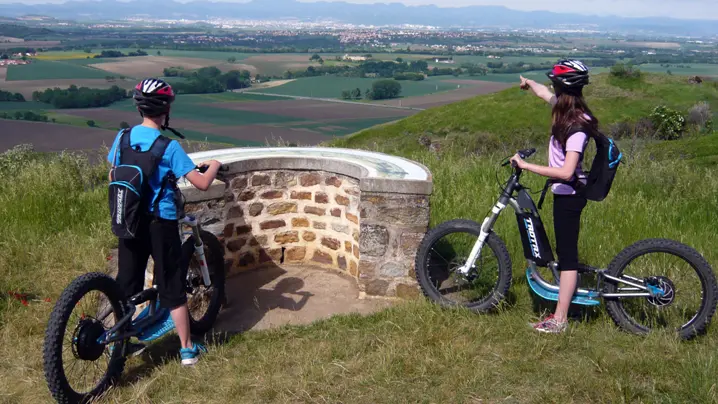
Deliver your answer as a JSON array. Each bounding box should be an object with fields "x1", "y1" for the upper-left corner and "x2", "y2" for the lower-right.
[
  {"x1": 146, "y1": 136, "x2": 174, "y2": 217},
  {"x1": 113, "y1": 128, "x2": 131, "y2": 167}
]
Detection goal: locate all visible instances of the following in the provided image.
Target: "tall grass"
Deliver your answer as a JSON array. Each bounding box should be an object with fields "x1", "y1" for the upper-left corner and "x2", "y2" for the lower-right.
[{"x1": 2, "y1": 74, "x2": 718, "y2": 402}]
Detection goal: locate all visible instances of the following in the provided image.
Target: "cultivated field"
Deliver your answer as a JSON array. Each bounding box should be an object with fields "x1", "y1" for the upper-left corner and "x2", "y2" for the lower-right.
[
  {"x1": 372, "y1": 80, "x2": 513, "y2": 108},
  {"x1": 5, "y1": 60, "x2": 111, "y2": 81},
  {"x1": 0, "y1": 120, "x2": 116, "y2": 152},
  {"x1": 88, "y1": 56, "x2": 257, "y2": 77},
  {"x1": 252, "y1": 76, "x2": 463, "y2": 98},
  {"x1": 0, "y1": 92, "x2": 420, "y2": 151}
]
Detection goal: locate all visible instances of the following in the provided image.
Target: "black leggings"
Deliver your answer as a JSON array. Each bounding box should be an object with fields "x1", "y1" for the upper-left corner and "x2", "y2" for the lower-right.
[
  {"x1": 116, "y1": 216, "x2": 187, "y2": 309},
  {"x1": 553, "y1": 194, "x2": 587, "y2": 271}
]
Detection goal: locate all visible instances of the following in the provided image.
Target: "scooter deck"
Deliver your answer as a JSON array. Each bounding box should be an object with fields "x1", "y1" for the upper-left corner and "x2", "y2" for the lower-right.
[
  {"x1": 526, "y1": 268, "x2": 601, "y2": 306},
  {"x1": 134, "y1": 302, "x2": 176, "y2": 342}
]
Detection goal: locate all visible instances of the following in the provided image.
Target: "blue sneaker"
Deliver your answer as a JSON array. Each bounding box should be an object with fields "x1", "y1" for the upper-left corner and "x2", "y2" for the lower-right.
[{"x1": 180, "y1": 343, "x2": 207, "y2": 366}]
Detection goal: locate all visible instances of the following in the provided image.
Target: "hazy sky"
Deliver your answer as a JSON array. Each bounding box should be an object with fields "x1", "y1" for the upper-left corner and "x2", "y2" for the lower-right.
[
  {"x1": 4, "y1": 0, "x2": 716, "y2": 20},
  {"x1": 299, "y1": 0, "x2": 717, "y2": 20}
]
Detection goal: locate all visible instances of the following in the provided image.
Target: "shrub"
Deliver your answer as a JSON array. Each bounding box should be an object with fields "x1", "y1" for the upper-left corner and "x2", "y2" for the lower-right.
[
  {"x1": 608, "y1": 121, "x2": 633, "y2": 139},
  {"x1": 634, "y1": 118, "x2": 655, "y2": 139},
  {"x1": 687, "y1": 102, "x2": 713, "y2": 133},
  {"x1": 610, "y1": 62, "x2": 642, "y2": 79},
  {"x1": 650, "y1": 105, "x2": 686, "y2": 140}
]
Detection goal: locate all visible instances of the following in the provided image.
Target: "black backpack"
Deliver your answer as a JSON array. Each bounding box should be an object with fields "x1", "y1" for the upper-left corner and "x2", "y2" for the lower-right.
[
  {"x1": 108, "y1": 128, "x2": 176, "y2": 239},
  {"x1": 538, "y1": 128, "x2": 623, "y2": 208}
]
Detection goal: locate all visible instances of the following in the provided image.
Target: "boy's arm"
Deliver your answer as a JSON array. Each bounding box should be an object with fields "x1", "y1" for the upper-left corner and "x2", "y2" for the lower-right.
[
  {"x1": 520, "y1": 75, "x2": 555, "y2": 105},
  {"x1": 166, "y1": 141, "x2": 221, "y2": 191},
  {"x1": 185, "y1": 160, "x2": 221, "y2": 191}
]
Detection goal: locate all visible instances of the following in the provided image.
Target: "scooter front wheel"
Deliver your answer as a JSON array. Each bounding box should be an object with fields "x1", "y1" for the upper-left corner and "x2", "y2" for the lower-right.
[
  {"x1": 414, "y1": 219, "x2": 513, "y2": 313},
  {"x1": 43, "y1": 272, "x2": 128, "y2": 404}
]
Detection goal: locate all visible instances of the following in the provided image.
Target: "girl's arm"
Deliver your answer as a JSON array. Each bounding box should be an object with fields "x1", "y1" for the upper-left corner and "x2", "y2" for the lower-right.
[
  {"x1": 520, "y1": 75, "x2": 555, "y2": 105},
  {"x1": 511, "y1": 151, "x2": 580, "y2": 182}
]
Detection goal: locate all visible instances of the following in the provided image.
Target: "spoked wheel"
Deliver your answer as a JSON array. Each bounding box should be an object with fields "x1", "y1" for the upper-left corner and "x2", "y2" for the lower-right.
[
  {"x1": 181, "y1": 230, "x2": 226, "y2": 335},
  {"x1": 604, "y1": 239, "x2": 718, "y2": 339},
  {"x1": 415, "y1": 219, "x2": 513, "y2": 312},
  {"x1": 43, "y1": 272, "x2": 128, "y2": 404}
]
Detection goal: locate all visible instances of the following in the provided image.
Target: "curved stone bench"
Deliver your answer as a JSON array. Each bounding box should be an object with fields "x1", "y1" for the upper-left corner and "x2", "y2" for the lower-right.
[{"x1": 179, "y1": 147, "x2": 433, "y2": 298}]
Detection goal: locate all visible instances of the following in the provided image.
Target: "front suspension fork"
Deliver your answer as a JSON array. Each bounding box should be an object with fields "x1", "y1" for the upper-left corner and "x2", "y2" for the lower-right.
[
  {"x1": 457, "y1": 201, "x2": 507, "y2": 276},
  {"x1": 183, "y1": 215, "x2": 212, "y2": 287}
]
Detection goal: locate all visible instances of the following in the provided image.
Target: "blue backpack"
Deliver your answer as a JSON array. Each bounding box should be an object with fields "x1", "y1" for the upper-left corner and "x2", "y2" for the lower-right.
[{"x1": 108, "y1": 129, "x2": 175, "y2": 238}]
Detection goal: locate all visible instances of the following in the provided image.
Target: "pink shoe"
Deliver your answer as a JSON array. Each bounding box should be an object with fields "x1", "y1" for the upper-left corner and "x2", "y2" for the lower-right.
[{"x1": 530, "y1": 314, "x2": 568, "y2": 334}]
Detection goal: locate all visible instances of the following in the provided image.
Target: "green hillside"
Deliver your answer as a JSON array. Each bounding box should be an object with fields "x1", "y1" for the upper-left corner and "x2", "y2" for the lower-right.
[
  {"x1": 330, "y1": 73, "x2": 718, "y2": 155},
  {"x1": 3, "y1": 72, "x2": 718, "y2": 402}
]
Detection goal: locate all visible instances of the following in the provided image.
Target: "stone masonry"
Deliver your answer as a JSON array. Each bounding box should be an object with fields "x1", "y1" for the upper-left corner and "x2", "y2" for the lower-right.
[{"x1": 182, "y1": 155, "x2": 432, "y2": 299}]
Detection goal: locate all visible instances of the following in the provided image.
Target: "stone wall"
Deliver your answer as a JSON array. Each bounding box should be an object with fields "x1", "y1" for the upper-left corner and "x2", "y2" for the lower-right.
[{"x1": 181, "y1": 150, "x2": 432, "y2": 299}]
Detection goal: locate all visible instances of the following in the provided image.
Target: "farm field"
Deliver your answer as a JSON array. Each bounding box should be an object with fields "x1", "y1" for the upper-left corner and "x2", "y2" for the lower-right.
[
  {"x1": 87, "y1": 56, "x2": 253, "y2": 77},
  {"x1": 5, "y1": 59, "x2": 111, "y2": 81},
  {"x1": 0, "y1": 92, "x2": 421, "y2": 151},
  {"x1": 0, "y1": 120, "x2": 116, "y2": 152},
  {"x1": 252, "y1": 76, "x2": 463, "y2": 98}
]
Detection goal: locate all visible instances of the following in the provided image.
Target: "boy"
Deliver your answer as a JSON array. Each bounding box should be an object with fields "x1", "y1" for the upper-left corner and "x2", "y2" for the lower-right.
[{"x1": 107, "y1": 78, "x2": 221, "y2": 365}]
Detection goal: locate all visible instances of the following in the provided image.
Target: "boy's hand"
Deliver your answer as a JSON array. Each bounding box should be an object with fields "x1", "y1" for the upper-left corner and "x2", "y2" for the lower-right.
[{"x1": 198, "y1": 160, "x2": 221, "y2": 170}]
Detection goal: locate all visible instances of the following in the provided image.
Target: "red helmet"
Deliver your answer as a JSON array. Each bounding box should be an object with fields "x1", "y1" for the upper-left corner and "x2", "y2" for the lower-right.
[
  {"x1": 547, "y1": 59, "x2": 590, "y2": 90},
  {"x1": 133, "y1": 78, "x2": 175, "y2": 117}
]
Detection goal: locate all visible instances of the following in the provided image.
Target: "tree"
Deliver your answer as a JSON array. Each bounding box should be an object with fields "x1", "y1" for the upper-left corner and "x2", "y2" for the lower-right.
[
  {"x1": 367, "y1": 79, "x2": 402, "y2": 100},
  {"x1": 227, "y1": 56, "x2": 236, "y2": 63},
  {"x1": 83, "y1": 49, "x2": 92, "y2": 53},
  {"x1": 119, "y1": 121, "x2": 130, "y2": 129},
  {"x1": 396, "y1": 57, "x2": 403, "y2": 63},
  {"x1": 0, "y1": 54, "x2": 7, "y2": 60},
  {"x1": 351, "y1": 88, "x2": 361, "y2": 99},
  {"x1": 340, "y1": 90, "x2": 352, "y2": 100},
  {"x1": 157, "y1": 50, "x2": 162, "y2": 56},
  {"x1": 87, "y1": 120, "x2": 96, "y2": 127},
  {"x1": 310, "y1": 53, "x2": 321, "y2": 61}
]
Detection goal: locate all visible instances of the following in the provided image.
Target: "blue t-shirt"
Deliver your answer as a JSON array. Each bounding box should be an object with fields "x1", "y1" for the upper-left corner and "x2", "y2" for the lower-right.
[{"x1": 107, "y1": 125, "x2": 196, "y2": 220}]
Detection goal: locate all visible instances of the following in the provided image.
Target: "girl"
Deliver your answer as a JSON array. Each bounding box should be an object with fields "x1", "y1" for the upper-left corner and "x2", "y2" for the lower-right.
[{"x1": 511, "y1": 60, "x2": 597, "y2": 333}]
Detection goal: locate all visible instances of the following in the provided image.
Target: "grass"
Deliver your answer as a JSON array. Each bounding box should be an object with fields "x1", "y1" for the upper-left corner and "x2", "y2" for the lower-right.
[
  {"x1": 0, "y1": 101, "x2": 48, "y2": 110},
  {"x1": 6, "y1": 59, "x2": 112, "y2": 81},
  {"x1": 2, "y1": 71, "x2": 718, "y2": 403},
  {"x1": 638, "y1": 63, "x2": 718, "y2": 77},
  {"x1": 282, "y1": 117, "x2": 403, "y2": 136}
]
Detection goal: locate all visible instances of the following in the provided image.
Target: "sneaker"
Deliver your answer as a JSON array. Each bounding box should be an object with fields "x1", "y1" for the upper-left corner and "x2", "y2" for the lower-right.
[
  {"x1": 530, "y1": 314, "x2": 568, "y2": 334},
  {"x1": 180, "y1": 343, "x2": 207, "y2": 366}
]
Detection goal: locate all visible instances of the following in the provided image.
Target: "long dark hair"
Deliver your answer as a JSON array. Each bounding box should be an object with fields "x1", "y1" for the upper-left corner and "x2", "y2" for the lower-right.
[{"x1": 551, "y1": 92, "x2": 599, "y2": 149}]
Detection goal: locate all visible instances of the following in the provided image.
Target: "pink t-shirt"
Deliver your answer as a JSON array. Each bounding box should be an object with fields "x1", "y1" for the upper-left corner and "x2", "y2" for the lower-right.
[{"x1": 549, "y1": 131, "x2": 589, "y2": 195}]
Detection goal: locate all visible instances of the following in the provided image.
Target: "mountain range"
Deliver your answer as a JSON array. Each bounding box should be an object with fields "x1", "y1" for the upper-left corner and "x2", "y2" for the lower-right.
[{"x1": 1, "y1": 0, "x2": 717, "y2": 36}]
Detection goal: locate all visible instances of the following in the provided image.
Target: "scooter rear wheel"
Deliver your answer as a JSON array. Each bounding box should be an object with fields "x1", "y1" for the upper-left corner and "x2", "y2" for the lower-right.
[{"x1": 604, "y1": 238, "x2": 718, "y2": 339}]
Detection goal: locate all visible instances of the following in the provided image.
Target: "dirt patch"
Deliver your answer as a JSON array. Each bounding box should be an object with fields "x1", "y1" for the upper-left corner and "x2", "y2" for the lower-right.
[
  {"x1": 248, "y1": 79, "x2": 295, "y2": 90},
  {"x1": 214, "y1": 264, "x2": 393, "y2": 333},
  {"x1": 211, "y1": 99, "x2": 414, "y2": 120},
  {"x1": 0, "y1": 68, "x2": 6, "y2": 81},
  {"x1": 0, "y1": 120, "x2": 116, "y2": 152},
  {"x1": 89, "y1": 56, "x2": 226, "y2": 77},
  {"x1": 0, "y1": 79, "x2": 135, "y2": 99},
  {"x1": 373, "y1": 81, "x2": 512, "y2": 108},
  {"x1": 441, "y1": 79, "x2": 485, "y2": 85}
]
